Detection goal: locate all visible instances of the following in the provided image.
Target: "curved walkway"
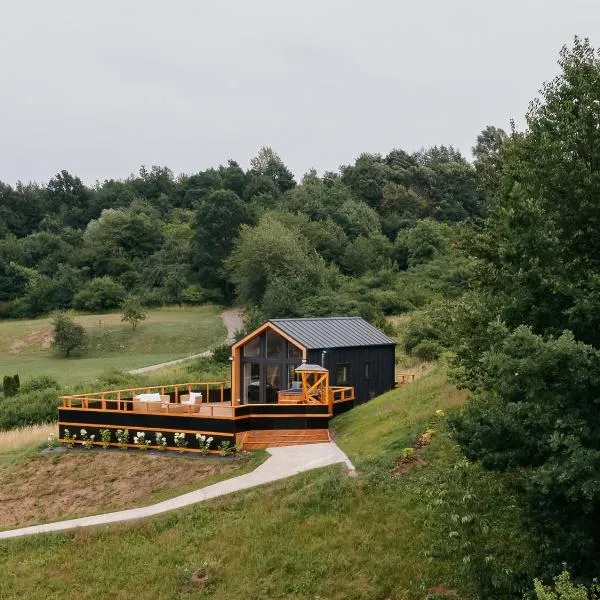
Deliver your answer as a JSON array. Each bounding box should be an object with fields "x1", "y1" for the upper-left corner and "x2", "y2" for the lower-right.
[
  {"x1": 128, "y1": 308, "x2": 243, "y2": 374},
  {"x1": 0, "y1": 442, "x2": 355, "y2": 540}
]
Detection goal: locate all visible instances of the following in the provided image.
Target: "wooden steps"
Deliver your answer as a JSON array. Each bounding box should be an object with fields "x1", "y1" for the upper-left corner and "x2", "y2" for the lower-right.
[{"x1": 240, "y1": 429, "x2": 330, "y2": 450}]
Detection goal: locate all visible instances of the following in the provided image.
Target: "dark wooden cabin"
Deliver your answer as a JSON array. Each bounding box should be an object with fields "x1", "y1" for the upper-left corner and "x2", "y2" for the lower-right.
[{"x1": 231, "y1": 317, "x2": 396, "y2": 406}]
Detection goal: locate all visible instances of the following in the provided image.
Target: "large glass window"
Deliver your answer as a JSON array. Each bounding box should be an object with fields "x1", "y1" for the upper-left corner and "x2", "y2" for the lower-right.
[
  {"x1": 244, "y1": 336, "x2": 261, "y2": 358},
  {"x1": 266, "y1": 331, "x2": 285, "y2": 358},
  {"x1": 288, "y1": 343, "x2": 302, "y2": 359},
  {"x1": 243, "y1": 362, "x2": 261, "y2": 403},
  {"x1": 265, "y1": 364, "x2": 282, "y2": 403}
]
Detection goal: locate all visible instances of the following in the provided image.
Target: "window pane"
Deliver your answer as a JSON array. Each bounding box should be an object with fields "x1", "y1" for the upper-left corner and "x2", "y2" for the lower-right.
[
  {"x1": 288, "y1": 344, "x2": 302, "y2": 359},
  {"x1": 244, "y1": 336, "x2": 261, "y2": 357},
  {"x1": 265, "y1": 364, "x2": 282, "y2": 403},
  {"x1": 266, "y1": 331, "x2": 285, "y2": 358},
  {"x1": 335, "y1": 364, "x2": 349, "y2": 385},
  {"x1": 364, "y1": 362, "x2": 370, "y2": 380},
  {"x1": 244, "y1": 362, "x2": 261, "y2": 403}
]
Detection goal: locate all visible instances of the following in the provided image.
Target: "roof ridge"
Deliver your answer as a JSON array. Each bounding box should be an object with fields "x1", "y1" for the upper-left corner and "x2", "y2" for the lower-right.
[{"x1": 270, "y1": 316, "x2": 363, "y2": 322}]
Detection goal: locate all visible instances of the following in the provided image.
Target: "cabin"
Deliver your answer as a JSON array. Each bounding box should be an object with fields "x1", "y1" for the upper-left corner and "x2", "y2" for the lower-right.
[
  {"x1": 231, "y1": 317, "x2": 396, "y2": 406},
  {"x1": 58, "y1": 317, "x2": 396, "y2": 451}
]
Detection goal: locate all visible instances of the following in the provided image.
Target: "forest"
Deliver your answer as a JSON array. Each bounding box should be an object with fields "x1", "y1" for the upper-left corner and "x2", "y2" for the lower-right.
[{"x1": 1, "y1": 37, "x2": 600, "y2": 598}]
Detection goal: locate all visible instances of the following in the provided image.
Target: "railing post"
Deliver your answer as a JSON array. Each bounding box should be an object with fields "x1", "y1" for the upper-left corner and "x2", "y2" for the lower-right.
[{"x1": 220, "y1": 383, "x2": 224, "y2": 403}]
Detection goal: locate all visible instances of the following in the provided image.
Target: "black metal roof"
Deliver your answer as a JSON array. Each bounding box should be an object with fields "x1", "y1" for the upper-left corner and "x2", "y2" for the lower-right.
[{"x1": 269, "y1": 317, "x2": 395, "y2": 350}]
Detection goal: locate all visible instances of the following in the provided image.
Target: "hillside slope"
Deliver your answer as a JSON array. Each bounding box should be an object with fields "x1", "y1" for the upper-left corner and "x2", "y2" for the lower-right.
[{"x1": 0, "y1": 367, "x2": 532, "y2": 600}]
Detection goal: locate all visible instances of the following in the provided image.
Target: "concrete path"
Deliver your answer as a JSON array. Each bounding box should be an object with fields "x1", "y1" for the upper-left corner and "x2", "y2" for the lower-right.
[
  {"x1": 129, "y1": 308, "x2": 243, "y2": 374},
  {"x1": 0, "y1": 442, "x2": 355, "y2": 540}
]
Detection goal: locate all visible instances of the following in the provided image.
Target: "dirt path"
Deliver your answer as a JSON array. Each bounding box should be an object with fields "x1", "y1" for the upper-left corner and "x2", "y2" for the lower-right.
[{"x1": 129, "y1": 307, "x2": 244, "y2": 374}]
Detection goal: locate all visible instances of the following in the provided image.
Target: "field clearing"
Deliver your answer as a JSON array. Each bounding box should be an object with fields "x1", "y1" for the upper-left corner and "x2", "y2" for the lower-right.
[
  {"x1": 0, "y1": 306, "x2": 226, "y2": 385},
  {"x1": 0, "y1": 366, "x2": 532, "y2": 600}
]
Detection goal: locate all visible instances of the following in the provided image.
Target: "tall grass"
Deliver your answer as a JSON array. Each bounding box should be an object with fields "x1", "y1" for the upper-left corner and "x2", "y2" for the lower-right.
[{"x1": 0, "y1": 423, "x2": 55, "y2": 453}]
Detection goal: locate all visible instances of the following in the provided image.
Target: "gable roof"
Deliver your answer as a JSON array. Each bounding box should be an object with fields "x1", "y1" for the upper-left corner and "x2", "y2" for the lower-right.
[{"x1": 268, "y1": 317, "x2": 395, "y2": 350}]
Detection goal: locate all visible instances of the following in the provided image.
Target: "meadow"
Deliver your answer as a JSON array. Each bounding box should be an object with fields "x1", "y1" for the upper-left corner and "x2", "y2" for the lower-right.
[{"x1": 0, "y1": 306, "x2": 226, "y2": 386}]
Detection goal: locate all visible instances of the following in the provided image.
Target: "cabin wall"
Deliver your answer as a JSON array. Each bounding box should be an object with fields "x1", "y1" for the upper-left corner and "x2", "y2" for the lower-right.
[{"x1": 307, "y1": 345, "x2": 395, "y2": 405}]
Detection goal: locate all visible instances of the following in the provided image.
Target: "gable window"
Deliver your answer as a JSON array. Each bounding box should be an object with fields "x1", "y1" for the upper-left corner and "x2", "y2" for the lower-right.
[
  {"x1": 266, "y1": 331, "x2": 286, "y2": 358},
  {"x1": 335, "y1": 364, "x2": 349, "y2": 386}
]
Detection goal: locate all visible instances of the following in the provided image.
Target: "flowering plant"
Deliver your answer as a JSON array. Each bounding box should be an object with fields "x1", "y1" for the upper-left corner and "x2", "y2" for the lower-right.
[
  {"x1": 133, "y1": 431, "x2": 151, "y2": 450},
  {"x1": 116, "y1": 429, "x2": 130, "y2": 449},
  {"x1": 62, "y1": 428, "x2": 76, "y2": 448},
  {"x1": 174, "y1": 432, "x2": 187, "y2": 452},
  {"x1": 99, "y1": 428, "x2": 111, "y2": 449},
  {"x1": 218, "y1": 440, "x2": 233, "y2": 456},
  {"x1": 155, "y1": 432, "x2": 167, "y2": 450},
  {"x1": 195, "y1": 434, "x2": 213, "y2": 455},
  {"x1": 46, "y1": 432, "x2": 59, "y2": 449},
  {"x1": 80, "y1": 428, "x2": 95, "y2": 449}
]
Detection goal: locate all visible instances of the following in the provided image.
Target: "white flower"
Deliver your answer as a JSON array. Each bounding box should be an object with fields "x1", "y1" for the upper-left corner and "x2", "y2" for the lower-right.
[
  {"x1": 90, "y1": 435, "x2": 95, "y2": 440},
  {"x1": 207, "y1": 437, "x2": 213, "y2": 443},
  {"x1": 80, "y1": 429, "x2": 87, "y2": 435}
]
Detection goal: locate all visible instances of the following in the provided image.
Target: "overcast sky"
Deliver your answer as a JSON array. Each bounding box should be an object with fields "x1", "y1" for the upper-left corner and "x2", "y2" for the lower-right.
[{"x1": 0, "y1": 0, "x2": 598, "y2": 186}]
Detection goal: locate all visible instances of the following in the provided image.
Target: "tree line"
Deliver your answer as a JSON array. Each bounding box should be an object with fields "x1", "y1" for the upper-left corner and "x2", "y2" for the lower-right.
[{"x1": 0, "y1": 141, "x2": 488, "y2": 327}]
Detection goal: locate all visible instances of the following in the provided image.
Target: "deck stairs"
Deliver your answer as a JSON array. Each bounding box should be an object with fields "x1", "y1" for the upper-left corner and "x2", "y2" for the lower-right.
[{"x1": 240, "y1": 429, "x2": 330, "y2": 450}]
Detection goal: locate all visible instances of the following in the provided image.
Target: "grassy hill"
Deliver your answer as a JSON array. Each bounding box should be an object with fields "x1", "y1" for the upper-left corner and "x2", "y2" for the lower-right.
[
  {"x1": 0, "y1": 306, "x2": 226, "y2": 386},
  {"x1": 0, "y1": 367, "x2": 533, "y2": 600}
]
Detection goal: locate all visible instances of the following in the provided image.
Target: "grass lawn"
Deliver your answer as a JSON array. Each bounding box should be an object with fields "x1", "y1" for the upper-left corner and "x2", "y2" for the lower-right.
[
  {"x1": 0, "y1": 366, "x2": 534, "y2": 600},
  {"x1": 0, "y1": 306, "x2": 226, "y2": 386}
]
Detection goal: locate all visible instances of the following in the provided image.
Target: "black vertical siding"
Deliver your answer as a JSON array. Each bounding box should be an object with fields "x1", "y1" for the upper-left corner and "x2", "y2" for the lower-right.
[{"x1": 307, "y1": 344, "x2": 395, "y2": 405}]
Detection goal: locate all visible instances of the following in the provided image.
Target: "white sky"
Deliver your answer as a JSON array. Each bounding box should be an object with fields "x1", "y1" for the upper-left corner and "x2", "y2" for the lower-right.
[{"x1": 0, "y1": 0, "x2": 598, "y2": 185}]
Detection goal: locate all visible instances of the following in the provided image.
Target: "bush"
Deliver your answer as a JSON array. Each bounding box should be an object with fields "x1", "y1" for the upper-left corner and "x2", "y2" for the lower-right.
[
  {"x1": 2, "y1": 374, "x2": 20, "y2": 397},
  {"x1": 211, "y1": 343, "x2": 231, "y2": 365},
  {"x1": 0, "y1": 388, "x2": 60, "y2": 430},
  {"x1": 20, "y1": 375, "x2": 60, "y2": 394},
  {"x1": 73, "y1": 276, "x2": 126, "y2": 312},
  {"x1": 529, "y1": 568, "x2": 600, "y2": 600},
  {"x1": 412, "y1": 340, "x2": 443, "y2": 362}
]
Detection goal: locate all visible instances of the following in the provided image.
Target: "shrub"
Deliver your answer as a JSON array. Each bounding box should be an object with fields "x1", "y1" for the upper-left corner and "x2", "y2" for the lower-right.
[
  {"x1": 0, "y1": 388, "x2": 60, "y2": 430},
  {"x1": 73, "y1": 276, "x2": 126, "y2": 312},
  {"x1": 412, "y1": 340, "x2": 443, "y2": 362},
  {"x1": 529, "y1": 568, "x2": 600, "y2": 599},
  {"x1": 2, "y1": 374, "x2": 20, "y2": 397},
  {"x1": 20, "y1": 375, "x2": 60, "y2": 394},
  {"x1": 211, "y1": 343, "x2": 231, "y2": 365}
]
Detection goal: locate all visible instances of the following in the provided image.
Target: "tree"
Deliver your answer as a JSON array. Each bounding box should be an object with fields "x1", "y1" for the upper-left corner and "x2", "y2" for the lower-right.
[
  {"x1": 120, "y1": 296, "x2": 147, "y2": 331},
  {"x1": 73, "y1": 276, "x2": 126, "y2": 312},
  {"x1": 249, "y1": 147, "x2": 296, "y2": 193},
  {"x1": 192, "y1": 189, "x2": 253, "y2": 295},
  {"x1": 225, "y1": 213, "x2": 328, "y2": 315},
  {"x1": 450, "y1": 38, "x2": 600, "y2": 580},
  {"x1": 52, "y1": 312, "x2": 86, "y2": 357}
]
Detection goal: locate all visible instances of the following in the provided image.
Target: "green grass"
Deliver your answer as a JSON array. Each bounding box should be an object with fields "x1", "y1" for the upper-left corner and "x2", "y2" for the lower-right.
[
  {"x1": 0, "y1": 366, "x2": 534, "y2": 600},
  {"x1": 0, "y1": 306, "x2": 226, "y2": 386}
]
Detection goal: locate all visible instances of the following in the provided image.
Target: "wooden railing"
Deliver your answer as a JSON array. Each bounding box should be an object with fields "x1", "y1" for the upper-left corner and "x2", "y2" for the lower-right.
[
  {"x1": 330, "y1": 386, "x2": 355, "y2": 403},
  {"x1": 61, "y1": 382, "x2": 228, "y2": 412}
]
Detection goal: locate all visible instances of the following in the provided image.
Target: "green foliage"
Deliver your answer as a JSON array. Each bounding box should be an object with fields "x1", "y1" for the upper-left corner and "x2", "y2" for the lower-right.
[
  {"x1": 73, "y1": 276, "x2": 126, "y2": 312},
  {"x1": 52, "y1": 312, "x2": 86, "y2": 357},
  {"x1": 2, "y1": 374, "x2": 20, "y2": 397},
  {"x1": 226, "y1": 213, "x2": 330, "y2": 316},
  {"x1": 530, "y1": 569, "x2": 600, "y2": 600},
  {"x1": 120, "y1": 296, "x2": 147, "y2": 331},
  {"x1": 446, "y1": 39, "x2": 600, "y2": 583},
  {"x1": 20, "y1": 375, "x2": 59, "y2": 393},
  {"x1": 0, "y1": 388, "x2": 60, "y2": 430}
]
